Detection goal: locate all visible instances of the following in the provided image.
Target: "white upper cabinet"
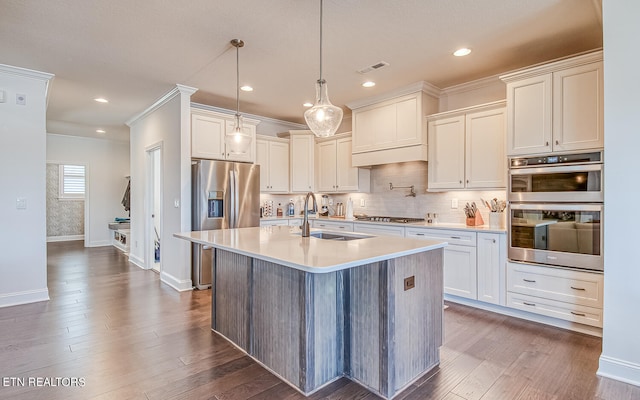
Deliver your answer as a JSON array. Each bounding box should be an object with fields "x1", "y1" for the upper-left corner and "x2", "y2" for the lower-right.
[
  {"x1": 191, "y1": 108, "x2": 258, "y2": 162},
  {"x1": 427, "y1": 102, "x2": 506, "y2": 191},
  {"x1": 347, "y1": 82, "x2": 439, "y2": 167},
  {"x1": 256, "y1": 135, "x2": 289, "y2": 193},
  {"x1": 316, "y1": 133, "x2": 370, "y2": 193},
  {"x1": 501, "y1": 51, "x2": 603, "y2": 156},
  {"x1": 289, "y1": 131, "x2": 315, "y2": 193}
]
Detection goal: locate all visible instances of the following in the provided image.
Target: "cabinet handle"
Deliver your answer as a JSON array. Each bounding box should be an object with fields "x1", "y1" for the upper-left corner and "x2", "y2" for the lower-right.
[
  {"x1": 523, "y1": 279, "x2": 536, "y2": 283},
  {"x1": 570, "y1": 311, "x2": 586, "y2": 317},
  {"x1": 545, "y1": 141, "x2": 549, "y2": 146},
  {"x1": 466, "y1": 179, "x2": 469, "y2": 184},
  {"x1": 416, "y1": 233, "x2": 425, "y2": 236},
  {"x1": 523, "y1": 302, "x2": 536, "y2": 307},
  {"x1": 570, "y1": 286, "x2": 586, "y2": 291},
  {"x1": 555, "y1": 140, "x2": 559, "y2": 145},
  {"x1": 459, "y1": 180, "x2": 462, "y2": 184},
  {"x1": 492, "y1": 239, "x2": 496, "y2": 243},
  {"x1": 450, "y1": 236, "x2": 461, "y2": 239},
  {"x1": 339, "y1": 226, "x2": 345, "y2": 229}
]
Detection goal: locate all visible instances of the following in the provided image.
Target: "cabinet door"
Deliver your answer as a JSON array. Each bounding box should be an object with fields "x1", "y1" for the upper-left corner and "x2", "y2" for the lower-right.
[
  {"x1": 506, "y1": 75, "x2": 552, "y2": 155},
  {"x1": 224, "y1": 121, "x2": 256, "y2": 163},
  {"x1": 352, "y1": 102, "x2": 396, "y2": 152},
  {"x1": 395, "y1": 95, "x2": 420, "y2": 147},
  {"x1": 268, "y1": 141, "x2": 290, "y2": 192},
  {"x1": 255, "y1": 139, "x2": 271, "y2": 191},
  {"x1": 553, "y1": 62, "x2": 604, "y2": 152},
  {"x1": 443, "y1": 244, "x2": 477, "y2": 300},
  {"x1": 290, "y1": 134, "x2": 315, "y2": 192},
  {"x1": 427, "y1": 115, "x2": 465, "y2": 190},
  {"x1": 317, "y1": 140, "x2": 337, "y2": 192},
  {"x1": 192, "y1": 114, "x2": 225, "y2": 159},
  {"x1": 465, "y1": 108, "x2": 506, "y2": 189},
  {"x1": 477, "y1": 233, "x2": 502, "y2": 305},
  {"x1": 335, "y1": 137, "x2": 359, "y2": 192}
]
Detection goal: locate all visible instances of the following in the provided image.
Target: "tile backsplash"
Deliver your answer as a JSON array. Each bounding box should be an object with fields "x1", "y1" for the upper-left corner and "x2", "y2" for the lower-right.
[{"x1": 261, "y1": 161, "x2": 506, "y2": 224}]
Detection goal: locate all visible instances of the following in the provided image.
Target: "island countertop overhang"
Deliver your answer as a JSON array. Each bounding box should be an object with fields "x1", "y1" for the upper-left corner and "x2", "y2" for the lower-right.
[{"x1": 174, "y1": 225, "x2": 447, "y2": 273}]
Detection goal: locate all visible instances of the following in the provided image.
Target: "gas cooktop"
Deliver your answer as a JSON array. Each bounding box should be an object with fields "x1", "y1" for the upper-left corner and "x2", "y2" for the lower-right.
[{"x1": 354, "y1": 215, "x2": 425, "y2": 224}]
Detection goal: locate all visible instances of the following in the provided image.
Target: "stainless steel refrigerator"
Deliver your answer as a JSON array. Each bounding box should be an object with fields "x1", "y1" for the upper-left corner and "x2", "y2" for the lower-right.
[{"x1": 192, "y1": 159, "x2": 260, "y2": 289}]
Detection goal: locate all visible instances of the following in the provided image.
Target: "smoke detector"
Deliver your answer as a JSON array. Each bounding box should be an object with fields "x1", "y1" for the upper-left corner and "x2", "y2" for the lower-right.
[{"x1": 357, "y1": 61, "x2": 390, "y2": 74}]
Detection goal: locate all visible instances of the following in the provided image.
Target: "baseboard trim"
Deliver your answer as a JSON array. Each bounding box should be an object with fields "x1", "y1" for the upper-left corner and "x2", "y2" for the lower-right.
[
  {"x1": 160, "y1": 271, "x2": 193, "y2": 292},
  {"x1": 47, "y1": 235, "x2": 83, "y2": 242},
  {"x1": 88, "y1": 240, "x2": 112, "y2": 247},
  {"x1": 598, "y1": 355, "x2": 640, "y2": 387},
  {"x1": 0, "y1": 288, "x2": 50, "y2": 308},
  {"x1": 128, "y1": 254, "x2": 146, "y2": 269}
]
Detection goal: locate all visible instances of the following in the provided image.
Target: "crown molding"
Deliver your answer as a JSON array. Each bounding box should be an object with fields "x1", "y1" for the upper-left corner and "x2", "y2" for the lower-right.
[
  {"x1": 500, "y1": 49, "x2": 603, "y2": 83},
  {"x1": 345, "y1": 81, "x2": 442, "y2": 110},
  {"x1": 126, "y1": 84, "x2": 198, "y2": 126},
  {"x1": 0, "y1": 64, "x2": 55, "y2": 106},
  {"x1": 190, "y1": 102, "x2": 307, "y2": 129},
  {"x1": 440, "y1": 74, "x2": 503, "y2": 97}
]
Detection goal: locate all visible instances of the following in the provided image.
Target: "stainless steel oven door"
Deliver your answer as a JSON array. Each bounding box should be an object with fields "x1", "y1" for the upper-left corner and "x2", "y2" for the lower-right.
[
  {"x1": 509, "y1": 163, "x2": 603, "y2": 203},
  {"x1": 508, "y1": 203, "x2": 603, "y2": 272}
]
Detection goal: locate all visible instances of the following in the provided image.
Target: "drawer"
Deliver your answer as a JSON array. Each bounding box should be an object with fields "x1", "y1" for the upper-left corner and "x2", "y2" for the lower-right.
[
  {"x1": 507, "y1": 262, "x2": 603, "y2": 309},
  {"x1": 507, "y1": 292, "x2": 603, "y2": 328},
  {"x1": 405, "y1": 228, "x2": 476, "y2": 246},
  {"x1": 311, "y1": 220, "x2": 354, "y2": 231},
  {"x1": 260, "y1": 219, "x2": 289, "y2": 226},
  {"x1": 353, "y1": 223, "x2": 405, "y2": 237}
]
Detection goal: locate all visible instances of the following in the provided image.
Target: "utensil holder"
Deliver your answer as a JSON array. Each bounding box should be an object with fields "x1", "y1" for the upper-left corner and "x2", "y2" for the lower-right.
[
  {"x1": 466, "y1": 212, "x2": 484, "y2": 226},
  {"x1": 489, "y1": 212, "x2": 506, "y2": 229}
]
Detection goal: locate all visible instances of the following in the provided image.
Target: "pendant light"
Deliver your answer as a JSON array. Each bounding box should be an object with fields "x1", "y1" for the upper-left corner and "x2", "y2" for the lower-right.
[
  {"x1": 225, "y1": 39, "x2": 252, "y2": 154},
  {"x1": 304, "y1": 0, "x2": 343, "y2": 138}
]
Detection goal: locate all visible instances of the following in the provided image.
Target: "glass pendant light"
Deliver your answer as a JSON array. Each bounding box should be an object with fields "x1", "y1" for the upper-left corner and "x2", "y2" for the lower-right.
[
  {"x1": 304, "y1": 0, "x2": 343, "y2": 138},
  {"x1": 225, "y1": 39, "x2": 252, "y2": 154}
]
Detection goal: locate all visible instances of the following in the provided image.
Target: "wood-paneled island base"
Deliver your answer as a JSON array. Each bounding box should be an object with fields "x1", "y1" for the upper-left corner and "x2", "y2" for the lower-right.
[{"x1": 175, "y1": 226, "x2": 446, "y2": 399}]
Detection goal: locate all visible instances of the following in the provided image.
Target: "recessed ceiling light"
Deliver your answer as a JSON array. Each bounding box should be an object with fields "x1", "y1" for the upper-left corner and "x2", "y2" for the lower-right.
[
  {"x1": 96, "y1": 129, "x2": 106, "y2": 134},
  {"x1": 240, "y1": 85, "x2": 253, "y2": 92},
  {"x1": 303, "y1": 102, "x2": 313, "y2": 107},
  {"x1": 453, "y1": 48, "x2": 472, "y2": 57},
  {"x1": 94, "y1": 98, "x2": 109, "y2": 103},
  {"x1": 362, "y1": 81, "x2": 376, "y2": 88}
]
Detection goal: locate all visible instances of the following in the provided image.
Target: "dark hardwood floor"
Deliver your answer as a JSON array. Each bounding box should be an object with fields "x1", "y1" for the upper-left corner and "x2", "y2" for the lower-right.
[{"x1": 0, "y1": 241, "x2": 638, "y2": 399}]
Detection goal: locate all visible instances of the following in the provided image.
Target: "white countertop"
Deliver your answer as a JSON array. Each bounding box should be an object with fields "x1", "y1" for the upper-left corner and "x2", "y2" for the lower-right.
[
  {"x1": 260, "y1": 215, "x2": 507, "y2": 234},
  {"x1": 174, "y1": 226, "x2": 447, "y2": 273}
]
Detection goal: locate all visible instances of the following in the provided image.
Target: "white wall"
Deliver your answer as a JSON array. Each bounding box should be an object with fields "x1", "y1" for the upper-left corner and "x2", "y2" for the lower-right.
[
  {"x1": 598, "y1": 0, "x2": 640, "y2": 386},
  {"x1": 129, "y1": 86, "x2": 195, "y2": 291},
  {"x1": 47, "y1": 134, "x2": 130, "y2": 246},
  {"x1": 0, "y1": 65, "x2": 53, "y2": 307}
]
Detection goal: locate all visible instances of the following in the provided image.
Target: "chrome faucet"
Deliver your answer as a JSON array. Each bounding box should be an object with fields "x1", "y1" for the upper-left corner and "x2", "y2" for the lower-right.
[{"x1": 302, "y1": 192, "x2": 318, "y2": 237}]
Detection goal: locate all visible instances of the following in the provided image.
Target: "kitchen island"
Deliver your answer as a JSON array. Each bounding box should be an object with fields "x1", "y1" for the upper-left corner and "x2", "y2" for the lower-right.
[{"x1": 175, "y1": 225, "x2": 446, "y2": 399}]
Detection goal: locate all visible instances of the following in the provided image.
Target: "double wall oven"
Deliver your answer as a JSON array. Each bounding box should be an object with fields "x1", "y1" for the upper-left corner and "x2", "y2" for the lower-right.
[{"x1": 508, "y1": 151, "x2": 603, "y2": 272}]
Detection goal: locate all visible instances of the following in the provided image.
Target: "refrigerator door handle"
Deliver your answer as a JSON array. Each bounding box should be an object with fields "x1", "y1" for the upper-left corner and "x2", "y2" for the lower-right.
[{"x1": 229, "y1": 169, "x2": 239, "y2": 228}]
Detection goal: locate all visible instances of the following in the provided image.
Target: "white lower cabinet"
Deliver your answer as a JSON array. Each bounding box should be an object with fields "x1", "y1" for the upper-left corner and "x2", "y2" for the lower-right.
[
  {"x1": 406, "y1": 228, "x2": 505, "y2": 304},
  {"x1": 506, "y1": 261, "x2": 603, "y2": 327},
  {"x1": 311, "y1": 219, "x2": 354, "y2": 232},
  {"x1": 353, "y1": 223, "x2": 405, "y2": 237}
]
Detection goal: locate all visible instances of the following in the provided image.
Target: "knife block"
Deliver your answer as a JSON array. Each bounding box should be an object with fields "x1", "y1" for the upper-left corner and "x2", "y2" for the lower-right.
[{"x1": 466, "y1": 212, "x2": 484, "y2": 226}]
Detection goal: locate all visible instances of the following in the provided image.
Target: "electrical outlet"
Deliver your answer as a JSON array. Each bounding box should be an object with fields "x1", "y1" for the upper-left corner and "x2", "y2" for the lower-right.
[
  {"x1": 360, "y1": 198, "x2": 366, "y2": 207},
  {"x1": 328, "y1": 198, "x2": 333, "y2": 206},
  {"x1": 451, "y1": 198, "x2": 459, "y2": 209},
  {"x1": 404, "y1": 276, "x2": 415, "y2": 291}
]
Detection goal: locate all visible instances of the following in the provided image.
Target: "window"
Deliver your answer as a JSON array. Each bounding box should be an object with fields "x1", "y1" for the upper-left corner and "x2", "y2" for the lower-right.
[{"x1": 59, "y1": 164, "x2": 85, "y2": 199}]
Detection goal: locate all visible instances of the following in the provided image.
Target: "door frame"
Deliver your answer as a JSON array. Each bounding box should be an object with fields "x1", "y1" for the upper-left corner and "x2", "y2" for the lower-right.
[{"x1": 145, "y1": 142, "x2": 163, "y2": 272}]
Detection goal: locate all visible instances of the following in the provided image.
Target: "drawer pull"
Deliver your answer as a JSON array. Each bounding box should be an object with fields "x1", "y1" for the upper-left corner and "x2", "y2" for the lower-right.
[
  {"x1": 339, "y1": 226, "x2": 345, "y2": 229},
  {"x1": 570, "y1": 286, "x2": 586, "y2": 291},
  {"x1": 523, "y1": 279, "x2": 536, "y2": 283},
  {"x1": 571, "y1": 311, "x2": 586, "y2": 317},
  {"x1": 523, "y1": 302, "x2": 536, "y2": 307},
  {"x1": 415, "y1": 233, "x2": 425, "y2": 236},
  {"x1": 450, "y1": 236, "x2": 461, "y2": 239}
]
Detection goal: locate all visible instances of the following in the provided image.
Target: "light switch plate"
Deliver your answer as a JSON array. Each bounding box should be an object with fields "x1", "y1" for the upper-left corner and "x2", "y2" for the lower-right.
[
  {"x1": 16, "y1": 197, "x2": 27, "y2": 209},
  {"x1": 451, "y1": 198, "x2": 458, "y2": 209}
]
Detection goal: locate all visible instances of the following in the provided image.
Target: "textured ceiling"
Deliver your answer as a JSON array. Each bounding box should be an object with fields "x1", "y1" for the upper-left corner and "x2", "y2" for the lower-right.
[{"x1": 0, "y1": 0, "x2": 602, "y2": 142}]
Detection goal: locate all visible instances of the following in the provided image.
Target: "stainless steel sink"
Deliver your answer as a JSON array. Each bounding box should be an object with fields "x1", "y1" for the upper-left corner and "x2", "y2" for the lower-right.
[{"x1": 308, "y1": 232, "x2": 372, "y2": 241}]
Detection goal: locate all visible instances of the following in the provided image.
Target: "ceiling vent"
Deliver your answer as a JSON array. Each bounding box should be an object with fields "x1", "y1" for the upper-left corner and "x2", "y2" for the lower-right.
[{"x1": 357, "y1": 61, "x2": 390, "y2": 74}]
